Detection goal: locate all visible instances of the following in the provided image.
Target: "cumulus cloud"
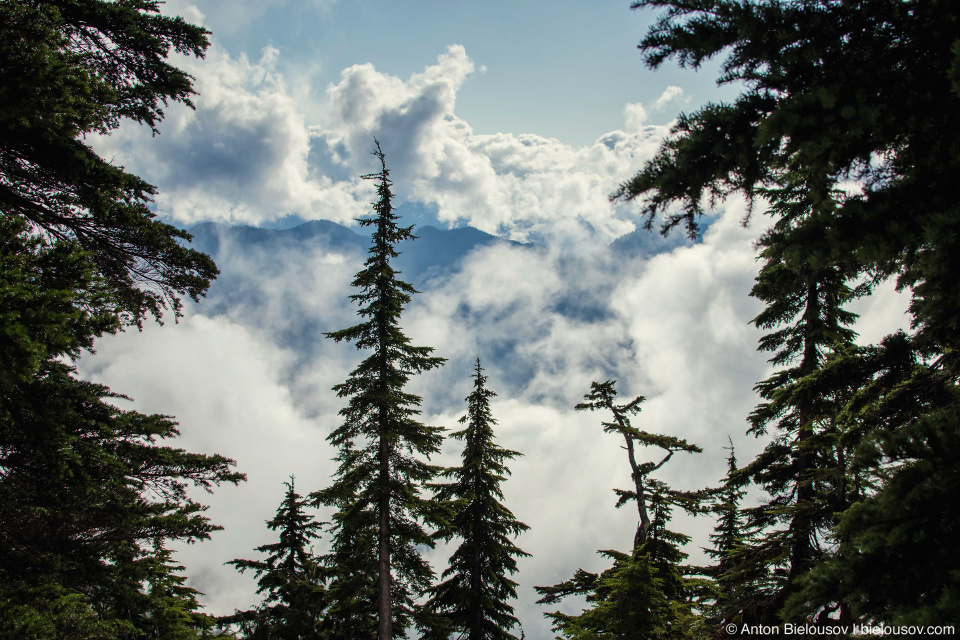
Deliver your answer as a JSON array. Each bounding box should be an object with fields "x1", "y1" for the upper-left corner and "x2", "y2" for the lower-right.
[
  {"x1": 312, "y1": 46, "x2": 670, "y2": 244},
  {"x1": 624, "y1": 102, "x2": 649, "y2": 131},
  {"x1": 91, "y1": 42, "x2": 676, "y2": 245},
  {"x1": 80, "y1": 191, "x2": 915, "y2": 638},
  {"x1": 653, "y1": 85, "x2": 686, "y2": 110},
  {"x1": 90, "y1": 45, "x2": 371, "y2": 226}
]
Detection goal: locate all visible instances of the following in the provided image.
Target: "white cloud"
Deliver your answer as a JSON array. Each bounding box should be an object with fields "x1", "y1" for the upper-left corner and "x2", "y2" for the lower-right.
[
  {"x1": 78, "y1": 189, "x2": 914, "y2": 638},
  {"x1": 90, "y1": 42, "x2": 676, "y2": 246},
  {"x1": 77, "y1": 310, "x2": 346, "y2": 614},
  {"x1": 653, "y1": 85, "x2": 686, "y2": 110},
  {"x1": 313, "y1": 48, "x2": 671, "y2": 244},
  {"x1": 90, "y1": 45, "x2": 371, "y2": 227},
  {"x1": 624, "y1": 102, "x2": 649, "y2": 131}
]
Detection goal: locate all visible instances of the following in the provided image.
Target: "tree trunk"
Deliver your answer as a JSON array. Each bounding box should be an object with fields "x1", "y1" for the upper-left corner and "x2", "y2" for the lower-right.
[{"x1": 378, "y1": 418, "x2": 392, "y2": 640}]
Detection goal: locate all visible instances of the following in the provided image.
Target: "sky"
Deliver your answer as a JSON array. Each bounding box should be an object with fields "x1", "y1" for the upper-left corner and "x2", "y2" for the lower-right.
[{"x1": 79, "y1": 1, "x2": 913, "y2": 638}]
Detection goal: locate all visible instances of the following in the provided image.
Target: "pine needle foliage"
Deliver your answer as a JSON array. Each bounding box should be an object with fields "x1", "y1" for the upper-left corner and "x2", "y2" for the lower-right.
[
  {"x1": 729, "y1": 248, "x2": 860, "y2": 623},
  {"x1": 427, "y1": 359, "x2": 530, "y2": 640},
  {"x1": 313, "y1": 141, "x2": 446, "y2": 640},
  {"x1": 0, "y1": 0, "x2": 218, "y2": 325},
  {"x1": 1, "y1": 2, "x2": 239, "y2": 636}
]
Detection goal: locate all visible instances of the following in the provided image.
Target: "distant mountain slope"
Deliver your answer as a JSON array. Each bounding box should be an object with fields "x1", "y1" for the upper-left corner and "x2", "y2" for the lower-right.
[
  {"x1": 186, "y1": 220, "x2": 368, "y2": 262},
  {"x1": 186, "y1": 220, "x2": 523, "y2": 288}
]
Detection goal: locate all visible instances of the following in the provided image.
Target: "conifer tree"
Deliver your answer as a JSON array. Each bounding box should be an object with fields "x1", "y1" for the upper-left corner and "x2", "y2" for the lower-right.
[
  {"x1": 0, "y1": 357, "x2": 244, "y2": 639},
  {"x1": 0, "y1": 2, "x2": 240, "y2": 635},
  {"x1": 617, "y1": 1, "x2": 960, "y2": 622},
  {"x1": 730, "y1": 247, "x2": 859, "y2": 623},
  {"x1": 313, "y1": 141, "x2": 446, "y2": 640},
  {"x1": 697, "y1": 440, "x2": 774, "y2": 634},
  {"x1": 141, "y1": 540, "x2": 227, "y2": 640},
  {"x1": 542, "y1": 548, "x2": 671, "y2": 640},
  {"x1": 227, "y1": 478, "x2": 326, "y2": 639},
  {"x1": 703, "y1": 440, "x2": 743, "y2": 589},
  {"x1": 576, "y1": 381, "x2": 701, "y2": 548},
  {"x1": 0, "y1": 0, "x2": 217, "y2": 325},
  {"x1": 426, "y1": 359, "x2": 529, "y2": 640},
  {"x1": 536, "y1": 381, "x2": 702, "y2": 639}
]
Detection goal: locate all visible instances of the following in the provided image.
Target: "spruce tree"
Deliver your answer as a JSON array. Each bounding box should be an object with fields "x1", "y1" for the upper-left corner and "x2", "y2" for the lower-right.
[
  {"x1": 426, "y1": 359, "x2": 529, "y2": 640},
  {"x1": 313, "y1": 141, "x2": 446, "y2": 640},
  {"x1": 141, "y1": 540, "x2": 226, "y2": 640},
  {"x1": 541, "y1": 548, "x2": 671, "y2": 640},
  {"x1": 700, "y1": 440, "x2": 769, "y2": 630},
  {"x1": 0, "y1": 358, "x2": 243, "y2": 639},
  {"x1": 0, "y1": 2, "x2": 241, "y2": 635},
  {"x1": 227, "y1": 478, "x2": 326, "y2": 639},
  {"x1": 0, "y1": 225, "x2": 243, "y2": 631}
]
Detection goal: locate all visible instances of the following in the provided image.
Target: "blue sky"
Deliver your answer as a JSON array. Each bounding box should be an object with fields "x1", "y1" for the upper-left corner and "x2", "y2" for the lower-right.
[
  {"x1": 190, "y1": 0, "x2": 740, "y2": 146},
  {"x1": 79, "y1": 2, "x2": 912, "y2": 638}
]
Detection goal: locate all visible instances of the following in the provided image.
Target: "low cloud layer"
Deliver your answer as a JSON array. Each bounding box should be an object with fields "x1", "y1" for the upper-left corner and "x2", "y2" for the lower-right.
[{"x1": 79, "y1": 197, "x2": 912, "y2": 638}]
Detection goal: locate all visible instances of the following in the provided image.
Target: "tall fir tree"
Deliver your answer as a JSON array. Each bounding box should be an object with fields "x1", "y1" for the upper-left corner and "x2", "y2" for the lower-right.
[
  {"x1": 313, "y1": 141, "x2": 446, "y2": 640},
  {"x1": 227, "y1": 478, "x2": 327, "y2": 639},
  {"x1": 140, "y1": 540, "x2": 229, "y2": 640},
  {"x1": 426, "y1": 359, "x2": 529, "y2": 640},
  {"x1": 699, "y1": 440, "x2": 769, "y2": 631},
  {"x1": 728, "y1": 246, "x2": 860, "y2": 625}
]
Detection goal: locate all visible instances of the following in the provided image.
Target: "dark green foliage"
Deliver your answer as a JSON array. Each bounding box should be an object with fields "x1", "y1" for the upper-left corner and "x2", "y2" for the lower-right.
[
  {"x1": 537, "y1": 485, "x2": 702, "y2": 640},
  {"x1": 724, "y1": 252, "x2": 860, "y2": 622},
  {"x1": 0, "y1": 0, "x2": 218, "y2": 325},
  {"x1": 0, "y1": 3, "x2": 243, "y2": 635},
  {"x1": 0, "y1": 216, "x2": 118, "y2": 387},
  {"x1": 623, "y1": 0, "x2": 960, "y2": 626},
  {"x1": 140, "y1": 541, "x2": 227, "y2": 640},
  {"x1": 0, "y1": 219, "x2": 241, "y2": 640},
  {"x1": 699, "y1": 441, "x2": 769, "y2": 630},
  {"x1": 427, "y1": 359, "x2": 529, "y2": 640},
  {"x1": 0, "y1": 357, "x2": 244, "y2": 638},
  {"x1": 313, "y1": 141, "x2": 446, "y2": 640},
  {"x1": 702, "y1": 441, "x2": 743, "y2": 592},
  {"x1": 227, "y1": 478, "x2": 327, "y2": 639},
  {"x1": 0, "y1": 585, "x2": 128, "y2": 640},
  {"x1": 782, "y1": 333, "x2": 960, "y2": 624},
  {"x1": 541, "y1": 549, "x2": 672, "y2": 640}
]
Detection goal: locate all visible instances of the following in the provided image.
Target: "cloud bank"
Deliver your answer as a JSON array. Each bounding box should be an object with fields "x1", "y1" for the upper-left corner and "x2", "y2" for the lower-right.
[{"x1": 92, "y1": 43, "x2": 677, "y2": 245}]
